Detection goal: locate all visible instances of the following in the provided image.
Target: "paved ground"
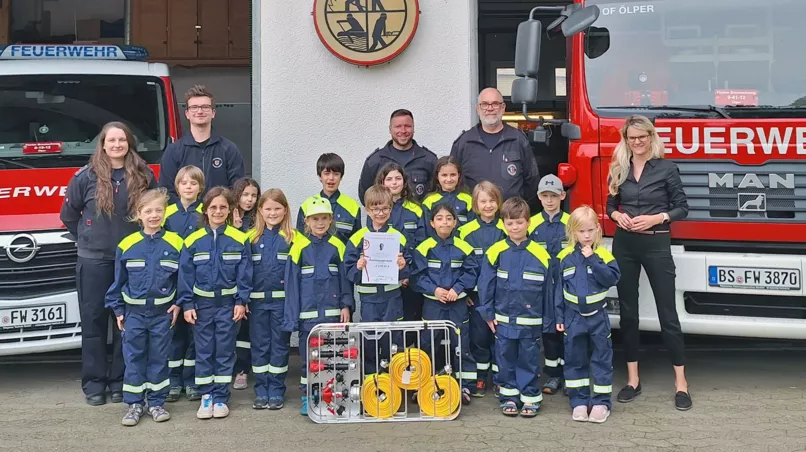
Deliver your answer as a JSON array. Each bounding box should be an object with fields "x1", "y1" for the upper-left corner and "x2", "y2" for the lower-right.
[{"x1": 2, "y1": 345, "x2": 806, "y2": 452}]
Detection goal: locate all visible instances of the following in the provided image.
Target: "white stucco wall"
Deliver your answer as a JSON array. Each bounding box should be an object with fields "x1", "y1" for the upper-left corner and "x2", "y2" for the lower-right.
[{"x1": 255, "y1": 0, "x2": 479, "y2": 217}]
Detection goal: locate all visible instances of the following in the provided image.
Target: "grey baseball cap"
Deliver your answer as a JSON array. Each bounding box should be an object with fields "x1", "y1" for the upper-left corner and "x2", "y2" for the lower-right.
[{"x1": 537, "y1": 174, "x2": 564, "y2": 195}]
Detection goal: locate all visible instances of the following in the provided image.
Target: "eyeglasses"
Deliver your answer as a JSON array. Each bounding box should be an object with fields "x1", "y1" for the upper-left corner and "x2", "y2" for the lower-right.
[
  {"x1": 626, "y1": 134, "x2": 650, "y2": 142},
  {"x1": 369, "y1": 207, "x2": 391, "y2": 215},
  {"x1": 187, "y1": 105, "x2": 213, "y2": 112},
  {"x1": 479, "y1": 101, "x2": 505, "y2": 110}
]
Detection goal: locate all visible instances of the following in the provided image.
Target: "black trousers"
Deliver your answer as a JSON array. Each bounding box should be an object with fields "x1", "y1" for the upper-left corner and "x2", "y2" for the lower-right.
[
  {"x1": 612, "y1": 229, "x2": 685, "y2": 367},
  {"x1": 76, "y1": 257, "x2": 124, "y2": 396}
]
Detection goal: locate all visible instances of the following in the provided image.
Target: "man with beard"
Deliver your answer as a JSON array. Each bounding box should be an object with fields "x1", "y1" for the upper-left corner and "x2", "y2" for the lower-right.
[
  {"x1": 450, "y1": 88, "x2": 540, "y2": 204},
  {"x1": 358, "y1": 109, "x2": 437, "y2": 205}
]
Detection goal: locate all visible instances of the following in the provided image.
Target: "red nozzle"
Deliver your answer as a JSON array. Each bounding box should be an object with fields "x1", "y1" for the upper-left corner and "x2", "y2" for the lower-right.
[
  {"x1": 309, "y1": 336, "x2": 325, "y2": 348},
  {"x1": 321, "y1": 386, "x2": 333, "y2": 404},
  {"x1": 309, "y1": 360, "x2": 326, "y2": 372},
  {"x1": 341, "y1": 347, "x2": 358, "y2": 359}
]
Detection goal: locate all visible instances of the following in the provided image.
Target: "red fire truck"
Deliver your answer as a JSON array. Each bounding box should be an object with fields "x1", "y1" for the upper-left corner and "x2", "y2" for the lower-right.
[
  {"x1": 513, "y1": 0, "x2": 806, "y2": 339},
  {"x1": 0, "y1": 44, "x2": 180, "y2": 355}
]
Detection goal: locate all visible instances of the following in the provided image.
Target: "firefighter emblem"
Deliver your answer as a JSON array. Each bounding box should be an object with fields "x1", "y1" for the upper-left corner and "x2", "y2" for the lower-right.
[
  {"x1": 212, "y1": 157, "x2": 223, "y2": 168},
  {"x1": 313, "y1": 0, "x2": 420, "y2": 66},
  {"x1": 507, "y1": 163, "x2": 518, "y2": 176},
  {"x1": 415, "y1": 183, "x2": 425, "y2": 196}
]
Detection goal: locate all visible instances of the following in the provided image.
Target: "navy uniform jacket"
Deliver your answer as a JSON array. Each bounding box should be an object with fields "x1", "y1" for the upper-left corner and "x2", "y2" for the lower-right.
[
  {"x1": 105, "y1": 229, "x2": 184, "y2": 318},
  {"x1": 358, "y1": 140, "x2": 437, "y2": 204},
  {"x1": 344, "y1": 224, "x2": 411, "y2": 304},
  {"x1": 60, "y1": 165, "x2": 157, "y2": 261},
  {"x1": 368, "y1": 199, "x2": 426, "y2": 251},
  {"x1": 450, "y1": 124, "x2": 540, "y2": 202},
  {"x1": 163, "y1": 201, "x2": 203, "y2": 239},
  {"x1": 178, "y1": 224, "x2": 253, "y2": 310},
  {"x1": 296, "y1": 190, "x2": 361, "y2": 243},
  {"x1": 158, "y1": 133, "x2": 244, "y2": 202},
  {"x1": 528, "y1": 211, "x2": 570, "y2": 258},
  {"x1": 477, "y1": 238, "x2": 553, "y2": 339},
  {"x1": 248, "y1": 226, "x2": 296, "y2": 304},
  {"x1": 555, "y1": 245, "x2": 621, "y2": 325},
  {"x1": 282, "y1": 233, "x2": 353, "y2": 332},
  {"x1": 457, "y1": 217, "x2": 507, "y2": 291},
  {"x1": 411, "y1": 236, "x2": 478, "y2": 302}
]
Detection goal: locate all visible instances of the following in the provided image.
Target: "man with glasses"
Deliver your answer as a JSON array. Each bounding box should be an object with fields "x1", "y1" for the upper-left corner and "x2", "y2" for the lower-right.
[
  {"x1": 159, "y1": 85, "x2": 245, "y2": 201},
  {"x1": 450, "y1": 87, "x2": 540, "y2": 203}
]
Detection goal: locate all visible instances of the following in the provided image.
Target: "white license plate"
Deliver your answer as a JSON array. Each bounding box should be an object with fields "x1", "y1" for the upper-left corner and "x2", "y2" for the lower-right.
[
  {"x1": 708, "y1": 266, "x2": 801, "y2": 291},
  {"x1": 0, "y1": 304, "x2": 67, "y2": 329}
]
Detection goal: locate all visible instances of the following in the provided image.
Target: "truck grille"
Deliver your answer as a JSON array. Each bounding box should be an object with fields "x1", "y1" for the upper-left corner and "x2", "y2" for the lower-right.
[
  {"x1": 0, "y1": 242, "x2": 77, "y2": 300},
  {"x1": 676, "y1": 161, "x2": 806, "y2": 222}
]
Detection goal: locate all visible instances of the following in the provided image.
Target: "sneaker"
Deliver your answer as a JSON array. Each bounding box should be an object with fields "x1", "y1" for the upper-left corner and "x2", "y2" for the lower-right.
[
  {"x1": 121, "y1": 403, "x2": 145, "y2": 426},
  {"x1": 213, "y1": 402, "x2": 230, "y2": 418},
  {"x1": 253, "y1": 397, "x2": 269, "y2": 410},
  {"x1": 542, "y1": 377, "x2": 563, "y2": 395},
  {"x1": 588, "y1": 405, "x2": 610, "y2": 423},
  {"x1": 269, "y1": 397, "x2": 285, "y2": 410},
  {"x1": 149, "y1": 405, "x2": 171, "y2": 422},
  {"x1": 572, "y1": 405, "x2": 589, "y2": 422},
  {"x1": 233, "y1": 372, "x2": 248, "y2": 390},
  {"x1": 617, "y1": 383, "x2": 642, "y2": 403},
  {"x1": 461, "y1": 388, "x2": 472, "y2": 405},
  {"x1": 166, "y1": 386, "x2": 182, "y2": 403},
  {"x1": 300, "y1": 396, "x2": 308, "y2": 416},
  {"x1": 196, "y1": 394, "x2": 213, "y2": 419},
  {"x1": 471, "y1": 380, "x2": 487, "y2": 398},
  {"x1": 186, "y1": 386, "x2": 202, "y2": 401}
]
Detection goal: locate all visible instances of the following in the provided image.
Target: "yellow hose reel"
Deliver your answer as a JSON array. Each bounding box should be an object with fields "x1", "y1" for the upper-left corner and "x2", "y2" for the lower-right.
[
  {"x1": 417, "y1": 374, "x2": 461, "y2": 418},
  {"x1": 361, "y1": 374, "x2": 402, "y2": 419},
  {"x1": 389, "y1": 348, "x2": 432, "y2": 391}
]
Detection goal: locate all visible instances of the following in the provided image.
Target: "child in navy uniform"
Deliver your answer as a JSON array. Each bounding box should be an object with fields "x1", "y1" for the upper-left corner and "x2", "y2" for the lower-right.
[
  {"x1": 105, "y1": 188, "x2": 183, "y2": 426},
  {"x1": 163, "y1": 165, "x2": 205, "y2": 403},
  {"x1": 556, "y1": 206, "x2": 620, "y2": 423},
  {"x1": 296, "y1": 153, "x2": 362, "y2": 243},
  {"x1": 422, "y1": 156, "x2": 474, "y2": 236}
]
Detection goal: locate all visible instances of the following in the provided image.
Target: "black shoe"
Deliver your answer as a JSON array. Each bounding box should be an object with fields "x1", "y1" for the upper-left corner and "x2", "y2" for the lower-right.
[
  {"x1": 253, "y1": 397, "x2": 269, "y2": 410},
  {"x1": 86, "y1": 393, "x2": 106, "y2": 406},
  {"x1": 675, "y1": 391, "x2": 692, "y2": 411},
  {"x1": 110, "y1": 391, "x2": 124, "y2": 404},
  {"x1": 616, "y1": 383, "x2": 642, "y2": 403}
]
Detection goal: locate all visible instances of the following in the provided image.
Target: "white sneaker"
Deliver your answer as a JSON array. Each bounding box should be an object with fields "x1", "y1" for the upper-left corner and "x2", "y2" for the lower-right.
[
  {"x1": 196, "y1": 394, "x2": 213, "y2": 419},
  {"x1": 233, "y1": 372, "x2": 248, "y2": 390},
  {"x1": 213, "y1": 402, "x2": 230, "y2": 418},
  {"x1": 572, "y1": 405, "x2": 589, "y2": 422},
  {"x1": 588, "y1": 404, "x2": 610, "y2": 423}
]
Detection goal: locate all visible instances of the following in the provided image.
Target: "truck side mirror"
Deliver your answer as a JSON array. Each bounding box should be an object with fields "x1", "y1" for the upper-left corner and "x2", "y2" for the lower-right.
[
  {"x1": 515, "y1": 19, "x2": 542, "y2": 78},
  {"x1": 561, "y1": 5, "x2": 600, "y2": 36},
  {"x1": 511, "y1": 77, "x2": 539, "y2": 104}
]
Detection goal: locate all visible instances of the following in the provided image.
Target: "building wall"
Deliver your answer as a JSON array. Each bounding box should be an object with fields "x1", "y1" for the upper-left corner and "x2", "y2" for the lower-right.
[{"x1": 256, "y1": 0, "x2": 480, "y2": 219}]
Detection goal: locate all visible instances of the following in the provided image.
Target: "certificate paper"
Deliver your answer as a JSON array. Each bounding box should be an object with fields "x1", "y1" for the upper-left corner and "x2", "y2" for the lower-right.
[{"x1": 361, "y1": 232, "x2": 399, "y2": 285}]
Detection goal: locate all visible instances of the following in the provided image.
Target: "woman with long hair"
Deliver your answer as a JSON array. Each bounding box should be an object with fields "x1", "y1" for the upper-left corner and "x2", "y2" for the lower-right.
[
  {"x1": 606, "y1": 114, "x2": 691, "y2": 411},
  {"x1": 60, "y1": 121, "x2": 156, "y2": 406}
]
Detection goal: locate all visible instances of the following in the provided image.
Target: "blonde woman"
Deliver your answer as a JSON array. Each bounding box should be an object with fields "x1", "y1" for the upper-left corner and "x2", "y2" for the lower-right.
[{"x1": 605, "y1": 115, "x2": 691, "y2": 411}]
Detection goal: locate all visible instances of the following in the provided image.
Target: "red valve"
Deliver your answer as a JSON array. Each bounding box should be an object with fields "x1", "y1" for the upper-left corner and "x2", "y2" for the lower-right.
[
  {"x1": 309, "y1": 336, "x2": 354, "y2": 348},
  {"x1": 309, "y1": 360, "x2": 355, "y2": 372},
  {"x1": 321, "y1": 385, "x2": 333, "y2": 404}
]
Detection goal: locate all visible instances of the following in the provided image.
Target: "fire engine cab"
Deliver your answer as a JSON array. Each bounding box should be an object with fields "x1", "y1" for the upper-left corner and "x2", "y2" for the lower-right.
[{"x1": 0, "y1": 44, "x2": 180, "y2": 356}]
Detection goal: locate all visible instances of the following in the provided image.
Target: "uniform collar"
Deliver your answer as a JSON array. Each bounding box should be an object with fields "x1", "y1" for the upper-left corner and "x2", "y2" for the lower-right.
[
  {"x1": 434, "y1": 234, "x2": 454, "y2": 246},
  {"x1": 307, "y1": 232, "x2": 330, "y2": 243},
  {"x1": 141, "y1": 228, "x2": 166, "y2": 240},
  {"x1": 180, "y1": 133, "x2": 221, "y2": 147},
  {"x1": 319, "y1": 190, "x2": 340, "y2": 202},
  {"x1": 368, "y1": 223, "x2": 389, "y2": 233},
  {"x1": 542, "y1": 210, "x2": 563, "y2": 223},
  {"x1": 505, "y1": 237, "x2": 530, "y2": 250},
  {"x1": 178, "y1": 200, "x2": 202, "y2": 213},
  {"x1": 478, "y1": 215, "x2": 499, "y2": 227},
  {"x1": 206, "y1": 223, "x2": 228, "y2": 234},
  {"x1": 384, "y1": 139, "x2": 422, "y2": 154}
]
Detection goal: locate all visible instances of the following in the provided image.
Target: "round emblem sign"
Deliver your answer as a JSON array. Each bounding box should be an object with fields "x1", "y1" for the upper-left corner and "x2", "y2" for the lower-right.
[
  {"x1": 313, "y1": 0, "x2": 420, "y2": 66},
  {"x1": 507, "y1": 164, "x2": 518, "y2": 176}
]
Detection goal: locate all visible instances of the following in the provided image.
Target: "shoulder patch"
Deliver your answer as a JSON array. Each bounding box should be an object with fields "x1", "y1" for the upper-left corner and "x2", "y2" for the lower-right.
[
  {"x1": 485, "y1": 239, "x2": 510, "y2": 265},
  {"x1": 496, "y1": 218, "x2": 508, "y2": 234},
  {"x1": 457, "y1": 219, "x2": 480, "y2": 240},
  {"x1": 184, "y1": 228, "x2": 208, "y2": 248},
  {"x1": 457, "y1": 193, "x2": 473, "y2": 209},
  {"x1": 422, "y1": 193, "x2": 443, "y2": 209},
  {"x1": 526, "y1": 241, "x2": 551, "y2": 268},
  {"x1": 224, "y1": 225, "x2": 248, "y2": 244},
  {"x1": 289, "y1": 233, "x2": 312, "y2": 264},
  {"x1": 387, "y1": 227, "x2": 407, "y2": 247},
  {"x1": 162, "y1": 231, "x2": 184, "y2": 252},
  {"x1": 560, "y1": 212, "x2": 570, "y2": 225},
  {"x1": 328, "y1": 235, "x2": 346, "y2": 260},
  {"x1": 453, "y1": 237, "x2": 475, "y2": 256},
  {"x1": 336, "y1": 194, "x2": 361, "y2": 217},
  {"x1": 528, "y1": 214, "x2": 545, "y2": 234},
  {"x1": 594, "y1": 246, "x2": 616, "y2": 264},
  {"x1": 349, "y1": 227, "x2": 369, "y2": 247},
  {"x1": 118, "y1": 232, "x2": 143, "y2": 253},
  {"x1": 557, "y1": 246, "x2": 574, "y2": 261},
  {"x1": 402, "y1": 200, "x2": 423, "y2": 218},
  {"x1": 415, "y1": 237, "x2": 437, "y2": 257}
]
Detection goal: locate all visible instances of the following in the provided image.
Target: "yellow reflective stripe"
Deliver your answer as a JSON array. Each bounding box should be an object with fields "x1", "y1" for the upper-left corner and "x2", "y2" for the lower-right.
[
  {"x1": 269, "y1": 365, "x2": 288, "y2": 374},
  {"x1": 300, "y1": 311, "x2": 317, "y2": 320},
  {"x1": 301, "y1": 267, "x2": 314, "y2": 275},
  {"x1": 184, "y1": 359, "x2": 195, "y2": 367},
  {"x1": 193, "y1": 253, "x2": 210, "y2": 263},
  {"x1": 122, "y1": 292, "x2": 146, "y2": 305},
  {"x1": 252, "y1": 254, "x2": 262, "y2": 262},
  {"x1": 455, "y1": 371, "x2": 477, "y2": 380},
  {"x1": 356, "y1": 285, "x2": 377, "y2": 294},
  {"x1": 250, "y1": 292, "x2": 266, "y2": 299},
  {"x1": 236, "y1": 341, "x2": 250, "y2": 349},
  {"x1": 193, "y1": 286, "x2": 214, "y2": 297},
  {"x1": 221, "y1": 287, "x2": 237, "y2": 296},
  {"x1": 154, "y1": 290, "x2": 175, "y2": 305},
  {"x1": 593, "y1": 384, "x2": 613, "y2": 394},
  {"x1": 159, "y1": 260, "x2": 179, "y2": 270},
  {"x1": 497, "y1": 270, "x2": 508, "y2": 279},
  {"x1": 544, "y1": 358, "x2": 560, "y2": 368},
  {"x1": 384, "y1": 284, "x2": 401, "y2": 291},
  {"x1": 499, "y1": 387, "x2": 520, "y2": 396},
  {"x1": 515, "y1": 317, "x2": 542, "y2": 326},
  {"x1": 563, "y1": 267, "x2": 576, "y2": 277},
  {"x1": 427, "y1": 261, "x2": 441, "y2": 269},
  {"x1": 522, "y1": 272, "x2": 544, "y2": 282},
  {"x1": 214, "y1": 375, "x2": 232, "y2": 384},
  {"x1": 168, "y1": 360, "x2": 182, "y2": 368},
  {"x1": 300, "y1": 376, "x2": 308, "y2": 385},
  {"x1": 587, "y1": 291, "x2": 608, "y2": 303},
  {"x1": 566, "y1": 378, "x2": 590, "y2": 388},
  {"x1": 564, "y1": 290, "x2": 579, "y2": 304},
  {"x1": 196, "y1": 376, "x2": 214, "y2": 385},
  {"x1": 119, "y1": 231, "x2": 145, "y2": 253},
  {"x1": 324, "y1": 309, "x2": 341, "y2": 317},
  {"x1": 491, "y1": 364, "x2": 499, "y2": 373},
  {"x1": 450, "y1": 260, "x2": 463, "y2": 268},
  {"x1": 494, "y1": 313, "x2": 509, "y2": 324},
  {"x1": 252, "y1": 364, "x2": 270, "y2": 374},
  {"x1": 520, "y1": 394, "x2": 543, "y2": 404},
  {"x1": 149, "y1": 379, "x2": 170, "y2": 391},
  {"x1": 328, "y1": 264, "x2": 338, "y2": 272},
  {"x1": 123, "y1": 383, "x2": 146, "y2": 393},
  {"x1": 476, "y1": 362, "x2": 491, "y2": 371},
  {"x1": 272, "y1": 291, "x2": 285, "y2": 298}
]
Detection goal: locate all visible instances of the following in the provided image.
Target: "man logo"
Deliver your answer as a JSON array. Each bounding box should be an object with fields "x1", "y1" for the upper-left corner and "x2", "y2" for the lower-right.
[
  {"x1": 313, "y1": 0, "x2": 420, "y2": 66},
  {"x1": 738, "y1": 193, "x2": 766, "y2": 212}
]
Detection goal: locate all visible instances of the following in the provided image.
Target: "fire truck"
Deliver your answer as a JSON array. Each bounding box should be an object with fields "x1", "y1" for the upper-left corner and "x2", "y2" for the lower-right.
[
  {"x1": 0, "y1": 44, "x2": 180, "y2": 355},
  {"x1": 512, "y1": 0, "x2": 806, "y2": 339}
]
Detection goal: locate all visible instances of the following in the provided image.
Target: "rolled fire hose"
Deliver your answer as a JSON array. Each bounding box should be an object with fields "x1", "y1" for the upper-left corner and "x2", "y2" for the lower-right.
[
  {"x1": 361, "y1": 374, "x2": 402, "y2": 419},
  {"x1": 389, "y1": 348, "x2": 432, "y2": 391},
  {"x1": 417, "y1": 374, "x2": 460, "y2": 418}
]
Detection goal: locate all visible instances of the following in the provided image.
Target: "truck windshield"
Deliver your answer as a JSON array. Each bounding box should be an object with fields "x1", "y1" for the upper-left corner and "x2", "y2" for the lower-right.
[
  {"x1": 0, "y1": 74, "x2": 167, "y2": 169},
  {"x1": 584, "y1": 0, "x2": 806, "y2": 114}
]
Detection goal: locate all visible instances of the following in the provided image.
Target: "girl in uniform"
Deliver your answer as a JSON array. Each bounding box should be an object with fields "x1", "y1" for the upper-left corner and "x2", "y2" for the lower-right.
[
  {"x1": 422, "y1": 156, "x2": 474, "y2": 236},
  {"x1": 178, "y1": 187, "x2": 253, "y2": 420},
  {"x1": 412, "y1": 203, "x2": 479, "y2": 405},
  {"x1": 283, "y1": 197, "x2": 353, "y2": 416},
  {"x1": 105, "y1": 188, "x2": 183, "y2": 426},
  {"x1": 248, "y1": 189, "x2": 295, "y2": 411}
]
